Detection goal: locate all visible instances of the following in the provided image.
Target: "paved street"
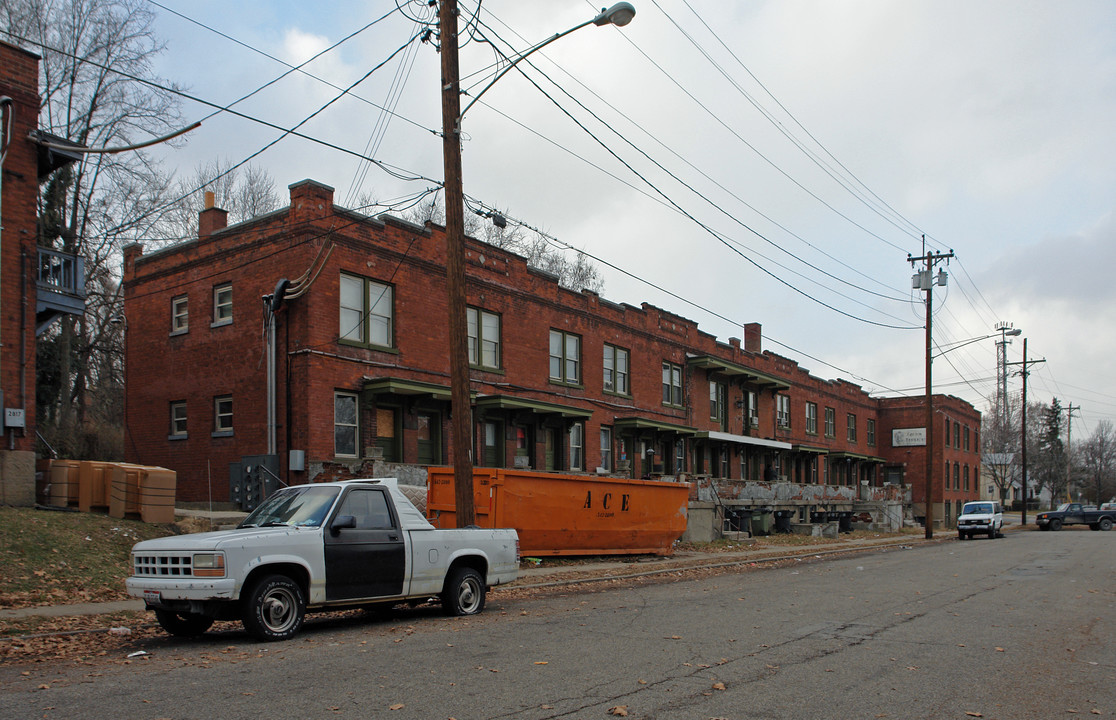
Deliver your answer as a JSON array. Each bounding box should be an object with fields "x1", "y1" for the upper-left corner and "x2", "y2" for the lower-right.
[{"x1": 2, "y1": 529, "x2": 1113, "y2": 720}]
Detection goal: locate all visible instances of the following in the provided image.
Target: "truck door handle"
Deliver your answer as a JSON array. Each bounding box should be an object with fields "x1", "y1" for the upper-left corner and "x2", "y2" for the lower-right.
[{"x1": 389, "y1": 534, "x2": 399, "y2": 541}]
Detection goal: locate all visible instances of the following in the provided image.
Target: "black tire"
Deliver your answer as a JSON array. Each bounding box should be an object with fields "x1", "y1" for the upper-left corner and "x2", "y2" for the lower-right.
[
  {"x1": 988, "y1": 526, "x2": 996, "y2": 540},
  {"x1": 1100, "y1": 517, "x2": 1113, "y2": 532},
  {"x1": 154, "y1": 609, "x2": 214, "y2": 637},
  {"x1": 442, "y1": 566, "x2": 485, "y2": 616},
  {"x1": 957, "y1": 532, "x2": 965, "y2": 541},
  {"x1": 242, "y1": 574, "x2": 305, "y2": 641},
  {"x1": 1049, "y1": 518, "x2": 1063, "y2": 531}
]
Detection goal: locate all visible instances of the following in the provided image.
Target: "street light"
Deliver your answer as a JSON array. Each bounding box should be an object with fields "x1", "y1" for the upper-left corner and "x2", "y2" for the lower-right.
[{"x1": 438, "y1": 1, "x2": 636, "y2": 527}]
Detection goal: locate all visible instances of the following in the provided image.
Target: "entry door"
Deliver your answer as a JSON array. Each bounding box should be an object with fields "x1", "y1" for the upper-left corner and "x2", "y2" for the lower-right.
[
  {"x1": 416, "y1": 412, "x2": 440, "y2": 465},
  {"x1": 544, "y1": 427, "x2": 559, "y2": 471},
  {"x1": 324, "y1": 487, "x2": 405, "y2": 601}
]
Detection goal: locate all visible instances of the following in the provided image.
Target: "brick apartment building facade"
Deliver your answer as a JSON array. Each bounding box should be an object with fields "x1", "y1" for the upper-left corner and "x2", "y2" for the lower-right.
[
  {"x1": 0, "y1": 41, "x2": 84, "y2": 505},
  {"x1": 121, "y1": 179, "x2": 981, "y2": 527}
]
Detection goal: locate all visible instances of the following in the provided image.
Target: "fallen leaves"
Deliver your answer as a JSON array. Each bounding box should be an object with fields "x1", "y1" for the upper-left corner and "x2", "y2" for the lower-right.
[{"x1": 608, "y1": 706, "x2": 628, "y2": 716}]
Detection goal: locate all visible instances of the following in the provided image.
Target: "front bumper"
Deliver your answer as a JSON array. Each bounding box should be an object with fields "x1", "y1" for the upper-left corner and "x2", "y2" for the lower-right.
[{"x1": 125, "y1": 576, "x2": 238, "y2": 603}]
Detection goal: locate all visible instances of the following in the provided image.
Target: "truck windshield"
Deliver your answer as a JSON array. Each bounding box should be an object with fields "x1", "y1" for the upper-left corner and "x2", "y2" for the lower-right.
[
  {"x1": 962, "y1": 503, "x2": 993, "y2": 515},
  {"x1": 240, "y1": 486, "x2": 340, "y2": 528}
]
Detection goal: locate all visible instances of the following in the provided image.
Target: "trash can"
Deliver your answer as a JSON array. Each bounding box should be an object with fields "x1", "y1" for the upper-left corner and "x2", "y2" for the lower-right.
[
  {"x1": 750, "y1": 509, "x2": 774, "y2": 536},
  {"x1": 837, "y1": 511, "x2": 853, "y2": 533},
  {"x1": 773, "y1": 510, "x2": 795, "y2": 533},
  {"x1": 723, "y1": 508, "x2": 752, "y2": 533},
  {"x1": 810, "y1": 510, "x2": 827, "y2": 524}
]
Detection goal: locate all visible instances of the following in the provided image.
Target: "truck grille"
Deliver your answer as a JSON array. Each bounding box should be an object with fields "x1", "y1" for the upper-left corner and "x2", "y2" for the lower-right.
[{"x1": 133, "y1": 554, "x2": 195, "y2": 577}]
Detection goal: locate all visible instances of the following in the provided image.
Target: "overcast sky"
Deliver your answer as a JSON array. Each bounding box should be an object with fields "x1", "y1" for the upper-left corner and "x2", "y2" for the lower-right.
[{"x1": 144, "y1": 0, "x2": 1116, "y2": 439}]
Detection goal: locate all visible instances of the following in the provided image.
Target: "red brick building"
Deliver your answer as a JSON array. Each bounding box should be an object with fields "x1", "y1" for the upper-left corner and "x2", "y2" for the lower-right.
[
  {"x1": 122, "y1": 179, "x2": 981, "y2": 527},
  {"x1": 0, "y1": 41, "x2": 84, "y2": 505},
  {"x1": 878, "y1": 395, "x2": 983, "y2": 527}
]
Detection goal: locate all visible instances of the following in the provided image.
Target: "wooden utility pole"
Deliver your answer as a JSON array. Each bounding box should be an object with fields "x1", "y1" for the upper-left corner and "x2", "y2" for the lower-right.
[
  {"x1": 1066, "y1": 403, "x2": 1080, "y2": 502},
  {"x1": 1007, "y1": 340, "x2": 1044, "y2": 524},
  {"x1": 439, "y1": 0, "x2": 475, "y2": 527},
  {"x1": 909, "y1": 243, "x2": 953, "y2": 539}
]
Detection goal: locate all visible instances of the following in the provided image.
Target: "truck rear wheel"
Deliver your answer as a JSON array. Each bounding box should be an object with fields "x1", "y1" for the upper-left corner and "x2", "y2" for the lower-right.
[
  {"x1": 242, "y1": 574, "x2": 305, "y2": 641},
  {"x1": 154, "y1": 609, "x2": 214, "y2": 637},
  {"x1": 1100, "y1": 518, "x2": 1113, "y2": 531},
  {"x1": 442, "y1": 567, "x2": 485, "y2": 616}
]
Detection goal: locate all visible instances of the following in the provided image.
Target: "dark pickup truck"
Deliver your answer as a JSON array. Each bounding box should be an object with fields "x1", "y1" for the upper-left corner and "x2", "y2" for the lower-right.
[{"x1": 1035, "y1": 503, "x2": 1115, "y2": 532}]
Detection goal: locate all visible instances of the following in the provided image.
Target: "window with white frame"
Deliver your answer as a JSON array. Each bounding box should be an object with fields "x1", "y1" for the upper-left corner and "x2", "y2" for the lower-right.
[
  {"x1": 776, "y1": 394, "x2": 790, "y2": 428},
  {"x1": 675, "y1": 439, "x2": 686, "y2": 474},
  {"x1": 171, "y1": 295, "x2": 188, "y2": 334},
  {"x1": 662, "y1": 362, "x2": 683, "y2": 407},
  {"x1": 847, "y1": 413, "x2": 857, "y2": 443},
  {"x1": 334, "y1": 392, "x2": 359, "y2": 458},
  {"x1": 339, "y1": 273, "x2": 393, "y2": 348},
  {"x1": 867, "y1": 418, "x2": 876, "y2": 446},
  {"x1": 214, "y1": 395, "x2": 233, "y2": 434},
  {"x1": 603, "y1": 344, "x2": 630, "y2": 395},
  {"x1": 824, "y1": 407, "x2": 836, "y2": 437},
  {"x1": 805, "y1": 402, "x2": 818, "y2": 434},
  {"x1": 710, "y1": 381, "x2": 726, "y2": 424},
  {"x1": 170, "y1": 401, "x2": 187, "y2": 438},
  {"x1": 212, "y1": 283, "x2": 232, "y2": 326},
  {"x1": 467, "y1": 307, "x2": 501, "y2": 369},
  {"x1": 569, "y1": 422, "x2": 584, "y2": 471},
  {"x1": 599, "y1": 427, "x2": 613, "y2": 471},
  {"x1": 549, "y1": 330, "x2": 581, "y2": 385},
  {"x1": 745, "y1": 390, "x2": 758, "y2": 426}
]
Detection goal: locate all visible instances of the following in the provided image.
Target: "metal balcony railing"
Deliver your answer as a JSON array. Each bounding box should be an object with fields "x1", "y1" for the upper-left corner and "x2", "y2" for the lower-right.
[{"x1": 36, "y1": 247, "x2": 86, "y2": 335}]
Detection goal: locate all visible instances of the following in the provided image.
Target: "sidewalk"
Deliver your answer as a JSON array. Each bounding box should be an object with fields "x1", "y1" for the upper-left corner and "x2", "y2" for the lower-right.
[{"x1": 0, "y1": 534, "x2": 938, "y2": 623}]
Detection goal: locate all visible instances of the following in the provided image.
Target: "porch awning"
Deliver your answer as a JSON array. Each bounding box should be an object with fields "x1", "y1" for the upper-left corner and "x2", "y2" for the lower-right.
[
  {"x1": 829, "y1": 451, "x2": 886, "y2": 463},
  {"x1": 362, "y1": 377, "x2": 460, "y2": 401},
  {"x1": 474, "y1": 394, "x2": 592, "y2": 419},
  {"x1": 613, "y1": 417, "x2": 697, "y2": 435},
  {"x1": 695, "y1": 430, "x2": 791, "y2": 450},
  {"x1": 686, "y1": 355, "x2": 790, "y2": 389},
  {"x1": 792, "y1": 444, "x2": 829, "y2": 455}
]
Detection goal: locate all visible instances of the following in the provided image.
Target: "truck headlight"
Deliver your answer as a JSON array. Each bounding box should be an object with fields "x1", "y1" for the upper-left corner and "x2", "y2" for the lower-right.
[{"x1": 193, "y1": 553, "x2": 226, "y2": 578}]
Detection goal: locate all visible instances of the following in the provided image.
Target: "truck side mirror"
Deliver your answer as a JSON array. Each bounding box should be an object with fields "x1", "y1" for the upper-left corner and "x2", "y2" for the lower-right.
[{"x1": 331, "y1": 515, "x2": 357, "y2": 534}]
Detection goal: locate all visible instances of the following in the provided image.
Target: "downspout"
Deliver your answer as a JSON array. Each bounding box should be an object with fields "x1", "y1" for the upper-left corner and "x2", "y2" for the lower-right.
[{"x1": 0, "y1": 96, "x2": 14, "y2": 417}]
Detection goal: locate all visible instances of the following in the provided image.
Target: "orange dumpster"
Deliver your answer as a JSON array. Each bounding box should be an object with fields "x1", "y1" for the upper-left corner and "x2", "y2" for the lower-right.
[{"x1": 426, "y1": 467, "x2": 689, "y2": 556}]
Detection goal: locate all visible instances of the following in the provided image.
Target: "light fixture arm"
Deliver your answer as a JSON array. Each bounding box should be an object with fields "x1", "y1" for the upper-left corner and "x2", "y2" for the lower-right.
[{"x1": 457, "y1": 2, "x2": 635, "y2": 124}]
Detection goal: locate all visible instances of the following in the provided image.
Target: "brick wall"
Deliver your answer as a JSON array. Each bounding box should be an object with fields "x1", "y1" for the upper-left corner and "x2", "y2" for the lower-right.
[
  {"x1": 123, "y1": 178, "x2": 981, "y2": 503},
  {"x1": 0, "y1": 42, "x2": 43, "y2": 455}
]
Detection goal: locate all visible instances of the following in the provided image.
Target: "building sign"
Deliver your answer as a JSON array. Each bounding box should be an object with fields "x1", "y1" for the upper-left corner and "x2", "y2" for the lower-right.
[{"x1": 892, "y1": 427, "x2": 926, "y2": 447}]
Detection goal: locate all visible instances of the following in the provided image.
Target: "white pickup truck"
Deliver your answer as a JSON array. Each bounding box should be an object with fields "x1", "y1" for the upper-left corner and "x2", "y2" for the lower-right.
[{"x1": 125, "y1": 479, "x2": 519, "y2": 641}]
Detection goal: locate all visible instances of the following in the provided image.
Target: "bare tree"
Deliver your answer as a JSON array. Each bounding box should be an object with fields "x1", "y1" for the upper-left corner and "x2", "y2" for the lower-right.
[
  {"x1": 149, "y1": 159, "x2": 281, "y2": 245},
  {"x1": 1077, "y1": 420, "x2": 1116, "y2": 506},
  {"x1": 401, "y1": 199, "x2": 605, "y2": 293},
  {"x1": 981, "y1": 391, "x2": 1022, "y2": 507}
]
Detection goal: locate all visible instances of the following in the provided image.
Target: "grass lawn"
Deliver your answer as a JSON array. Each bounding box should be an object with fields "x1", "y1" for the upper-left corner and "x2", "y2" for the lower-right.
[{"x1": 0, "y1": 506, "x2": 176, "y2": 610}]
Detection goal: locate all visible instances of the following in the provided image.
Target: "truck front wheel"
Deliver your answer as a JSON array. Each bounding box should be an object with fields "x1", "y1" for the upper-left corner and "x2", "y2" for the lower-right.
[
  {"x1": 242, "y1": 574, "x2": 305, "y2": 641},
  {"x1": 1049, "y1": 518, "x2": 1063, "y2": 531},
  {"x1": 442, "y1": 567, "x2": 486, "y2": 616},
  {"x1": 154, "y1": 609, "x2": 214, "y2": 637}
]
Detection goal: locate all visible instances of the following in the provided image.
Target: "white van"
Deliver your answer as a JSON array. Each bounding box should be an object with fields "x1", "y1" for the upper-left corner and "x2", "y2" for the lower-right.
[{"x1": 957, "y1": 501, "x2": 1003, "y2": 540}]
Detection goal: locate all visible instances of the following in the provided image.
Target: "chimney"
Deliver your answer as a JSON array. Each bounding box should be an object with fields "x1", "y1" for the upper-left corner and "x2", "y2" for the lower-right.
[
  {"x1": 288, "y1": 179, "x2": 335, "y2": 226},
  {"x1": 743, "y1": 323, "x2": 762, "y2": 353},
  {"x1": 198, "y1": 191, "x2": 228, "y2": 239}
]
